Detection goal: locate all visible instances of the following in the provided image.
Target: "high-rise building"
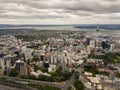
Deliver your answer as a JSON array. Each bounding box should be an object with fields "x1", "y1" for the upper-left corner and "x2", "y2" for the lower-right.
[
  {"x1": 3, "y1": 55, "x2": 12, "y2": 75},
  {"x1": 109, "y1": 44, "x2": 115, "y2": 52},
  {"x1": 102, "y1": 41, "x2": 110, "y2": 49},
  {"x1": 15, "y1": 60, "x2": 28, "y2": 75}
]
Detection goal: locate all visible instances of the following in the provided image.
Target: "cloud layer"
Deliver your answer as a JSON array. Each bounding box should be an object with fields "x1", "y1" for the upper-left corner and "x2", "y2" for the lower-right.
[{"x1": 0, "y1": 0, "x2": 120, "y2": 24}]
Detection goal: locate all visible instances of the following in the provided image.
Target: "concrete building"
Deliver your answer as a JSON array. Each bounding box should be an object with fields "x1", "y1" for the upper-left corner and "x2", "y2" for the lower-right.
[{"x1": 15, "y1": 60, "x2": 28, "y2": 75}]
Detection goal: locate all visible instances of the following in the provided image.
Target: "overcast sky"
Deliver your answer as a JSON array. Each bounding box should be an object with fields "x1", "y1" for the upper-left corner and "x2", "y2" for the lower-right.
[{"x1": 0, "y1": 0, "x2": 120, "y2": 24}]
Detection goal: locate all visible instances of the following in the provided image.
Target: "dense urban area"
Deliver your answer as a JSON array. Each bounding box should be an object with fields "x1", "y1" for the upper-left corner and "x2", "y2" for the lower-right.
[{"x1": 0, "y1": 26, "x2": 120, "y2": 90}]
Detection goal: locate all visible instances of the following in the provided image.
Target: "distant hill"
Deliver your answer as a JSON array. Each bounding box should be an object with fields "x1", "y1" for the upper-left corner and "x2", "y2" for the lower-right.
[
  {"x1": 0, "y1": 24, "x2": 120, "y2": 30},
  {"x1": 74, "y1": 24, "x2": 120, "y2": 30},
  {"x1": 0, "y1": 24, "x2": 72, "y2": 28}
]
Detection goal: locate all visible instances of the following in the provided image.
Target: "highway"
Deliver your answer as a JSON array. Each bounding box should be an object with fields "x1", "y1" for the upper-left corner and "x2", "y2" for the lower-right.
[
  {"x1": 0, "y1": 74, "x2": 75, "y2": 90},
  {"x1": 0, "y1": 85, "x2": 21, "y2": 90},
  {"x1": 61, "y1": 74, "x2": 75, "y2": 90},
  {"x1": 0, "y1": 75, "x2": 64, "y2": 88},
  {"x1": 0, "y1": 66, "x2": 86, "y2": 90},
  {"x1": 61, "y1": 67, "x2": 84, "y2": 90}
]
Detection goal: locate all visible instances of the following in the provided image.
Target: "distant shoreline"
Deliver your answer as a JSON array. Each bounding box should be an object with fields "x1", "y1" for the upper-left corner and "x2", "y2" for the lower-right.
[{"x1": 0, "y1": 24, "x2": 120, "y2": 30}]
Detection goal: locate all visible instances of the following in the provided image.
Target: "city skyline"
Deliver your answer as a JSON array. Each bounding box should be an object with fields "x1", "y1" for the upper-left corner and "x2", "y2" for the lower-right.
[{"x1": 0, "y1": 0, "x2": 120, "y2": 24}]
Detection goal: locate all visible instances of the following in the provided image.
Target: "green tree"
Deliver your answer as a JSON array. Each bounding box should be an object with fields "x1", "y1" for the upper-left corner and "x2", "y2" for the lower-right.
[
  {"x1": 32, "y1": 56, "x2": 39, "y2": 62},
  {"x1": 9, "y1": 68, "x2": 18, "y2": 77},
  {"x1": 74, "y1": 80, "x2": 84, "y2": 90}
]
